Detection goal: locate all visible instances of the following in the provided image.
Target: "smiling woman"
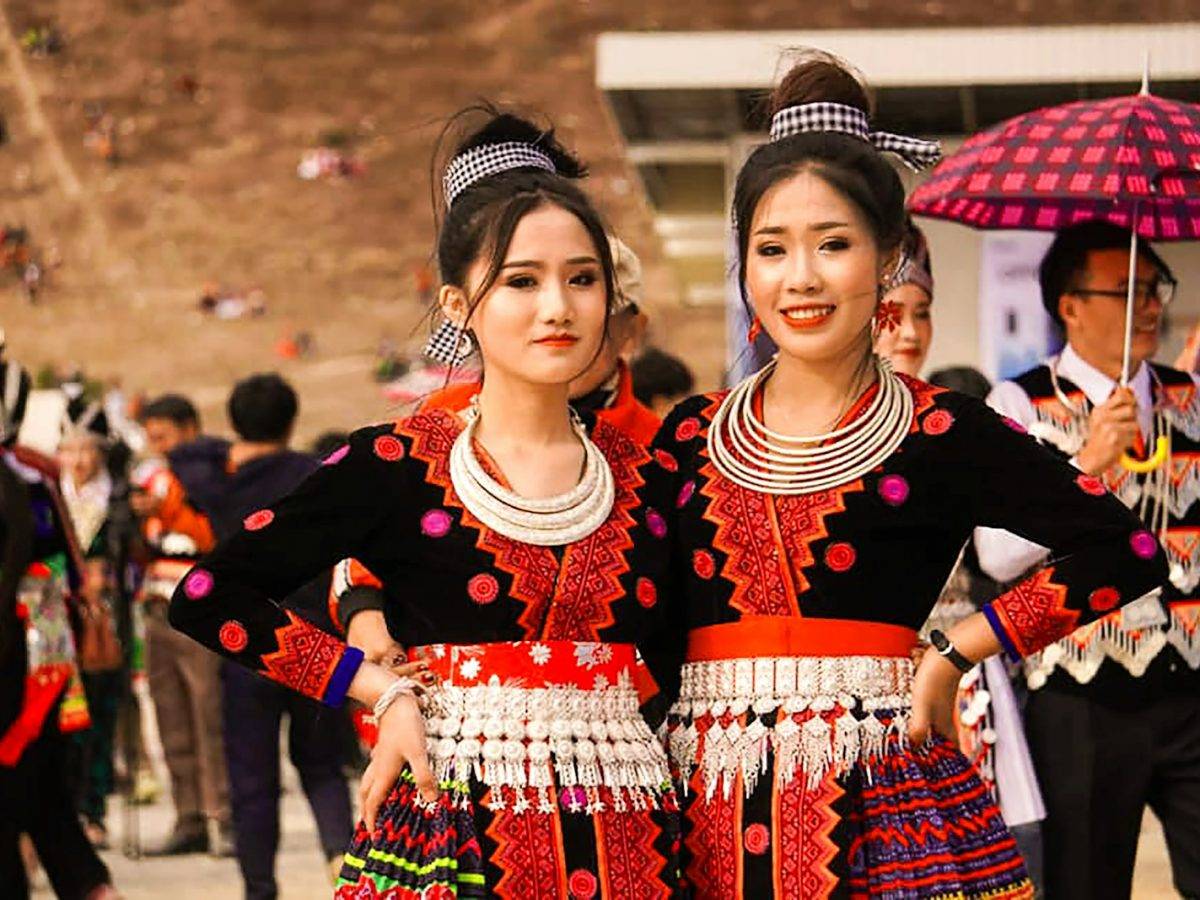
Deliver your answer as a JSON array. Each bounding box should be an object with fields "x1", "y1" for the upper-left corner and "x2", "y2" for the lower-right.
[
  {"x1": 874, "y1": 219, "x2": 935, "y2": 377},
  {"x1": 650, "y1": 49, "x2": 1167, "y2": 899}
]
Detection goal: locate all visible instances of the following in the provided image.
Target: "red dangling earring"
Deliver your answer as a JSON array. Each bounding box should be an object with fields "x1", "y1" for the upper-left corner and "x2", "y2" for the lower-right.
[
  {"x1": 873, "y1": 299, "x2": 902, "y2": 334},
  {"x1": 747, "y1": 316, "x2": 763, "y2": 343}
]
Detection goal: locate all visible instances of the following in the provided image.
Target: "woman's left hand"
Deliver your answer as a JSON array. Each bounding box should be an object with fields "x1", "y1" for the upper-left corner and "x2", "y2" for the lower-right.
[{"x1": 906, "y1": 646, "x2": 961, "y2": 748}]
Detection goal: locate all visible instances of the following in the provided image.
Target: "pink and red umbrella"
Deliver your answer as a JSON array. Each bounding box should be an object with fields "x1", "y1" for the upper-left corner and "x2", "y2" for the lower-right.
[
  {"x1": 910, "y1": 90, "x2": 1200, "y2": 241},
  {"x1": 910, "y1": 80, "x2": 1200, "y2": 469}
]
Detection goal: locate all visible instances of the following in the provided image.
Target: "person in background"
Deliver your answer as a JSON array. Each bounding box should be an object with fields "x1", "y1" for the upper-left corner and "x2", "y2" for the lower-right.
[
  {"x1": 0, "y1": 350, "x2": 116, "y2": 899},
  {"x1": 630, "y1": 346, "x2": 694, "y2": 418},
  {"x1": 193, "y1": 374, "x2": 354, "y2": 898},
  {"x1": 974, "y1": 221, "x2": 1198, "y2": 900},
  {"x1": 58, "y1": 396, "x2": 124, "y2": 849},
  {"x1": 133, "y1": 394, "x2": 233, "y2": 857},
  {"x1": 873, "y1": 216, "x2": 933, "y2": 378}
]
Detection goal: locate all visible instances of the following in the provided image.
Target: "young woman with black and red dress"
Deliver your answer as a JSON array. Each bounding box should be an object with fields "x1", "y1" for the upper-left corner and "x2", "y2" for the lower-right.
[
  {"x1": 169, "y1": 110, "x2": 682, "y2": 899},
  {"x1": 652, "y1": 53, "x2": 1167, "y2": 898}
]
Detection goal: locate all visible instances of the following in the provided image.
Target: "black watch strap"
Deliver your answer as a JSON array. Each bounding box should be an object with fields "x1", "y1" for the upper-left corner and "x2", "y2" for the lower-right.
[{"x1": 929, "y1": 629, "x2": 974, "y2": 674}]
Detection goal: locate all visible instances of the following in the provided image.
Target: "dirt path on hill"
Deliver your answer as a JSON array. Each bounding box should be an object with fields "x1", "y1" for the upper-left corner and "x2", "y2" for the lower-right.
[{"x1": 0, "y1": 0, "x2": 114, "y2": 281}]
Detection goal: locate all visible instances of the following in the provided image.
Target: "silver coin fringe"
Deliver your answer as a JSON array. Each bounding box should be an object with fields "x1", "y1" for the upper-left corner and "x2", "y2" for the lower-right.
[
  {"x1": 419, "y1": 677, "x2": 672, "y2": 815},
  {"x1": 666, "y1": 655, "x2": 914, "y2": 800}
]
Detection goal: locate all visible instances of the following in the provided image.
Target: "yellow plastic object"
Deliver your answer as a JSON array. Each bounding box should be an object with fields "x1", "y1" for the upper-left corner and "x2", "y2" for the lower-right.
[{"x1": 1121, "y1": 436, "x2": 1169, "y2": 473}]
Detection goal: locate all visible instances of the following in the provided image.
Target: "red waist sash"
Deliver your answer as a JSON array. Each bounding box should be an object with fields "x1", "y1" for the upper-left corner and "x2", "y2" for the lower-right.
[
  {"x1": 686, "y1": 616, "x2": 918, "y2": 662},
  {"x1": 410, "y1": 640, "x2": 637, "y2": 690}
]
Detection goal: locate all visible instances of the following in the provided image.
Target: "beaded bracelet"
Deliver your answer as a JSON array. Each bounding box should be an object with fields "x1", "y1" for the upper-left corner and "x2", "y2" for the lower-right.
[{"x1": 373, "y1": 676, "x2": 420, "y2": 723}]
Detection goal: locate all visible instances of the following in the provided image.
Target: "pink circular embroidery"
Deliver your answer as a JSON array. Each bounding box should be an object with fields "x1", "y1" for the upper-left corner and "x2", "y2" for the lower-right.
[
  {"x1": 645, "y1": 509, "x2": 667, "y2": 539},
  {"x1": 421, "y1": 509, "x2": 452, "y2": 538},
  {"x1": 1002, "y1": 417, "x2": 1028, "y2": 435},
  {"x1": 322, "y1": 445, "x2": 350, "y2": 466},
  {"x1": 878, "y1": 474, "x2": 910, "y2": 507},
  {"x1": 744, "y1": 823, "x2": 770, "y2": 856},
  {"x1": 560, "y1": 786, "x2": 587, "y2": 811},
  {"x1": 1089, "y1": 586, "x2": 1121, "y2": 612},
  {"x1": 243, "y1": 509, "x2": 274, "y2": 531},
  {"x1": 693, "y1": 550, "x2": 716, "y2": 580},
  {"x1": 467, "y1": 573, "x2": 500, "y2": 605},
  {"x1": 824, "y1": 542, "x2": 857, "y2": 573},
  {"x1": 1130, "y1": 530, "x2": 1158, "y2": 560},
  {"x1": 218, "y1": 620, "x2": 248, "y2": 653},
  {"x1": 654, "y1": 449, "x2": 678, "y2": 472},
  {"x1": 922, "y1": 409, "x2": 954, "y2": 436},
  {"x1": 636, "y1": 577, "x2": 658, "y2": 609},
  {"x1": 373, "y1": 435, "x2": 405, "y2": 462},
  {"x1": 677, "y1": 480, "x2": 696, "y2": 508},
  {"x1": 675, "y1": 417, "x2": 701, "y2": 442},
  {"x1": 568, "y1": 869, "x2": 598, "y2": 899},
  {"x1": 1075, "y1": 474, "x2": 1107, "y2": 497},
  {"x1": 183, "y1": 569, "x2": 213, "y2": 600}
]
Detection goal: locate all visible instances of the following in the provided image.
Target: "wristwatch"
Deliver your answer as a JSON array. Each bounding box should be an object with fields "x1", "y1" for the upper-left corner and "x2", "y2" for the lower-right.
[{"x1": 929, "y1": 629, "x2": 974, "y2": 674}]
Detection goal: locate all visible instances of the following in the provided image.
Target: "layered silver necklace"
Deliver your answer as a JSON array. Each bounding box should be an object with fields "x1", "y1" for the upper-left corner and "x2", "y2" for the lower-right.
[
  {"x1": 708, "y1": 355, "x2": 913, "y2": 495},
  {"x1": 449, "y1": 403, "x2": 614, "y2": 546}
]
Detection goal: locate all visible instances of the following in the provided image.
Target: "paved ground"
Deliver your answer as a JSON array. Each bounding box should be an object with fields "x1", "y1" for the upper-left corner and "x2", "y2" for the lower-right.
[{"x1": 31, "y1": 785, "x2": 1182, "y2": 899}]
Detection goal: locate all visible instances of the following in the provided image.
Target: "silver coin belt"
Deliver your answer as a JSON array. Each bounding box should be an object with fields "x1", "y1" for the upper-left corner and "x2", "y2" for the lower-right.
[
  {"x1": 420, "y1": 677, "x2": 673, "y2": 815},
  {"x1": 667, "y1": 655, "x2": 914, "y2": 799}
]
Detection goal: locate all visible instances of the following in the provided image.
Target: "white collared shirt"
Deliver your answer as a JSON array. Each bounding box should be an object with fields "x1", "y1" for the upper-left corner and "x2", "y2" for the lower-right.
[{"x1": 974, "y1": 345, "x2": 1152, "y2": 583}]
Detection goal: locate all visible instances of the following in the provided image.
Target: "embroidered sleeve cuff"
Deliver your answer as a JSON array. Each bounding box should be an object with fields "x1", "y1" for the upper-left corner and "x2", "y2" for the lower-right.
[
  {"x1": 260, "y1": 611, "x2": 358, "y2": 703},
  {"x1": 982, "y1": 603, "x2": 1022, "y2": 662},
  {"x1": 322, "y1": 646, "x2": 364, "y2": 707}
]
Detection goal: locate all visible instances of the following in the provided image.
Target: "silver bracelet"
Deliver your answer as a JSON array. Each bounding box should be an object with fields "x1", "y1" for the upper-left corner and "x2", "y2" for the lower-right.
[{"x1": 373, "y1": 676, "x2": 419, "y2": 723}]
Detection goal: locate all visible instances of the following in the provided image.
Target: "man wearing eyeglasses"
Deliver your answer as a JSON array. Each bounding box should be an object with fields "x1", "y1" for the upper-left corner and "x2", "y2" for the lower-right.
[{"x1": 974, "y1": 221, "x2": 1199, "y2": 900}]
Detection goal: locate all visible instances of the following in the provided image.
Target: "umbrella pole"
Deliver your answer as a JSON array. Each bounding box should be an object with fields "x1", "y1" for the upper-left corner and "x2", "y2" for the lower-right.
[{"x1": 1120, "y1": 214, "x2": 1140, "y2": 387}]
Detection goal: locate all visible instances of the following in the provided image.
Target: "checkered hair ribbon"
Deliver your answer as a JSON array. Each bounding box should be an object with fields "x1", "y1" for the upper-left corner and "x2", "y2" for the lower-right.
[
  {"x1": 443, "y1": 141, "x2": 558, "y2": 207},
  {"x1": 769, "y1": 102, "x2": 942, "y2": 172}
]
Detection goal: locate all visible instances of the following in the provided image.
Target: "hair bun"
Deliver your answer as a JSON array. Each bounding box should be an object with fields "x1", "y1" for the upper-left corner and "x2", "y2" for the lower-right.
[
  {"x1": 452, "y1": 105, "x2": 587, "y2": 180},
  {"x1": 770, "y1": 50, "x2": 872, "y2": 119}
]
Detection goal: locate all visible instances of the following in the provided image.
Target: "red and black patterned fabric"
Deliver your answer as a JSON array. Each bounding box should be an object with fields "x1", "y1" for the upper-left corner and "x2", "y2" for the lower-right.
[
  {"x1": 652, "y1": 377, "x2": 1167, "y2": 898},
  {"x1": 910, "y1": 93, "x2": 1200, "y2": 240},
  {"x1": 168, "y1": 409, "x2": 681, "y2": 898}
]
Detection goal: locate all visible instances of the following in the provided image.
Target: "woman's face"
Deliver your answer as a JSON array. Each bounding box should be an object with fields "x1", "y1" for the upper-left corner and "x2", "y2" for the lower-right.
[
  {"x1": 451, "y1": 203, "x2": 609, "y2": 387},
  {"x1": 59, "y1": 436, "x2": 103, "y2": 485},
  {"x1": 744, "y1": 169, "x2": 887, "y2": 366},
  {"x1": 874, "y1": 282, "x2": 933, "y2": 377}
]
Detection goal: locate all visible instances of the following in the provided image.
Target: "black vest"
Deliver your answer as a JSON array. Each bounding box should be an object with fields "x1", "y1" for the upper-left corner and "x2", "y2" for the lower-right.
[{"x1": 1009, "y1": 361, "x2": 1200, "y2": 704}]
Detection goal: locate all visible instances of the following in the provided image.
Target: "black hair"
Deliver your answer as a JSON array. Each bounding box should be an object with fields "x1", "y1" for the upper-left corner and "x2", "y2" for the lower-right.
[
  {"x1": 311, "y1": 430, "x2": 350, "y2": 459},
  {"x1": 433, "y1": 105, "x2": 616, "y2": 364},
  {"x1": 631, "y1": 347, "x2": 695, "y2": 406},
  {"x1": 927, "y1": 366, "x2": 992, "y2": 400},
  {"x1": 227, "y1": 373, "x2": 298, "y2": 442},
  {"x1": 1039, "y1": 221, "x2": 1174, "y2": 329},
  {"x1": 733, "y1": 51, "x2": 907, "y2": 312},
  {"x1": 140, "y1": 393, "x2": 199, "y2": 428}
]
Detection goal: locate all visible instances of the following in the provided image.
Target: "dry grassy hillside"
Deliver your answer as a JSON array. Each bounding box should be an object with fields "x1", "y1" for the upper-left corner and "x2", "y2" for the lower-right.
[{"x1": 1, "y1": 0, "x2": 1195, "y2": 439}]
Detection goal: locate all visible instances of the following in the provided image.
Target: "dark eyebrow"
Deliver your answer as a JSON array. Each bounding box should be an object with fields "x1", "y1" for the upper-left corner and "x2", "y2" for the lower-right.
[
  {"x1": 752, "y1": 221, "x2": 849, "y2": 236},
  {"x1": 501, "y1": 256, "x2": 600, "y2": 270}
]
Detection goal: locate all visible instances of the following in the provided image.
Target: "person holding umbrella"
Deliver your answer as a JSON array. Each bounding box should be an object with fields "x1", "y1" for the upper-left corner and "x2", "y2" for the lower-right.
[
  {"x1": 910, "y1": 67, "x2": 1200, "y2": 898},
  {"x1": 973, "y1": 221, "x2": 1198, "y2": 900}
]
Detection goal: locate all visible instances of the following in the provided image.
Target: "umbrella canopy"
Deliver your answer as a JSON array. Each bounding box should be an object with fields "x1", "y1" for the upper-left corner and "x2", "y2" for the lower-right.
[{"x1": 910, "y1": 92, "x2": 1200, "y2": 242}]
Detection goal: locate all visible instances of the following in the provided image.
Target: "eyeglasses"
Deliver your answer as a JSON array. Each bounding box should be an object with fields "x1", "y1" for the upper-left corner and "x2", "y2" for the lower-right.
[{"x1": 1068, "y1": 278, "x2": 1177, "y2": 308}]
